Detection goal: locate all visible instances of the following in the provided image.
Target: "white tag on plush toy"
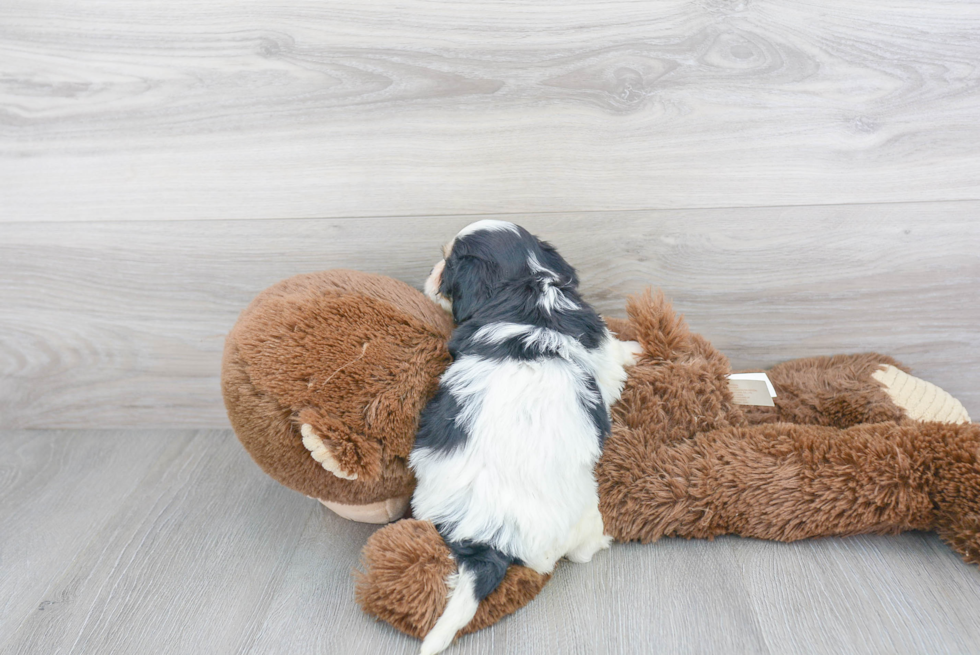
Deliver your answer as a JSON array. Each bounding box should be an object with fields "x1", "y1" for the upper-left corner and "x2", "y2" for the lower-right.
[
  {"x1": 728, "y1": 373, "x2": 776, "y2": 406},
  {"x1": 729, "y1": 372, "x2": 777, "y2": 396}
]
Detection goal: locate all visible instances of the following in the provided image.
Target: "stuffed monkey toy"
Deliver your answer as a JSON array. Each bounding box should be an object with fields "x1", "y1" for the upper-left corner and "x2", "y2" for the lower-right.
[{"x1": 222, "y1": 270, "x2": 976, "y2": 642}]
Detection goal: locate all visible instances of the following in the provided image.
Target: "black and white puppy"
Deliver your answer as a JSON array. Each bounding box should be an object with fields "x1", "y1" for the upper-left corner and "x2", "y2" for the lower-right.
[{"x1": 410, "y1": 220, "x2": 640, "y2": 655}]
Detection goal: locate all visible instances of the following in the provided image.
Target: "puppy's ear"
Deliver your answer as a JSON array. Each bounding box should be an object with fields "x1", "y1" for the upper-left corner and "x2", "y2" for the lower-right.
[
  {"x1": 449, "y1": 256, "x2": 499, "y2": 323},
  {"x1": 536, "y1": 241, "x2": 579, "y2": 289}
]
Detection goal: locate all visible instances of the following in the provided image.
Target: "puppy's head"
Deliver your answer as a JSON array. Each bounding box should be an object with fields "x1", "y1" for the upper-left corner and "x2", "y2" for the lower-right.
[{"x1": 424, "y1": 220, "x2": 579, "y2": 324}]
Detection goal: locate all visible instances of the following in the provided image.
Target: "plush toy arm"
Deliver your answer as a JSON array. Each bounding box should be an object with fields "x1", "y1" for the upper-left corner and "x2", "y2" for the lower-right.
[
  {"x1": 598, "y1": 421, "x2": 980, "y2": 566},
  {"x1": 738, "y1": 354, "x2": 970, "y2": 427},
  {"x1": 355, "y1": 520, "x2": 550, "y2": 640}
]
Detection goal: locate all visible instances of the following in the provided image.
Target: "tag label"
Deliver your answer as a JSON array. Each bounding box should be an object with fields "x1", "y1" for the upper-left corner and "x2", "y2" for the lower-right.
[
  {"x1": 728, "y1": 373, "x2": 776, "y2": 407},
  {"x1": 729, "y1": 372, "x2": 777, "y2": 397}
]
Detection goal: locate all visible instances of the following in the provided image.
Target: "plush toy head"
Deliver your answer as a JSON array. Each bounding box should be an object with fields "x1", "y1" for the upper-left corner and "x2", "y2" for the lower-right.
[{"x1": 222, "y1": 269, "x2": 453, "y2": 522}]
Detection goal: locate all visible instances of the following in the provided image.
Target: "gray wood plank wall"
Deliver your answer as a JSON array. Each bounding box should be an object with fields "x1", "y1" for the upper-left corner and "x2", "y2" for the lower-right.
[
  {"x1": 3, "y1": 0, "x2": 980, "y2": 220},
  {"x1": 2, "y1": 205, "x2": 978, "y2": 429},
  {"x1": 2, "y1": 1, "x2": 979, "y2": 429}
]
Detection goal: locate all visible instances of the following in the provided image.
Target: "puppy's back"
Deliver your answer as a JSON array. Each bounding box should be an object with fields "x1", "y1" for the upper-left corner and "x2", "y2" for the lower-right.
[{"x1": 411, "y1": 354, "x2": 604, "y2": 563}]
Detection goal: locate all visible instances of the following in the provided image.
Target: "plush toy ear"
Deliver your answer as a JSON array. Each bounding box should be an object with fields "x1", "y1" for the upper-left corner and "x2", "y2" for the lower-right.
[{"x1": 447, "y1": 256, "x2": 499, "y2": 324}]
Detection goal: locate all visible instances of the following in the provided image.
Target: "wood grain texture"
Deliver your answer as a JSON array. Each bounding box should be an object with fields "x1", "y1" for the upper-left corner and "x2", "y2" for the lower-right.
[
  {"x1": 0, "y1": 430, "x2": 179, "y2": 640},
  {"x1": 2, "y1": 0, "x2": 980, "y2": 221},
  {"x1": 2, "y1": 429, "x2": 979, "y2": 654},
  {"x1": 2, "y1": 201, "x2": 978, "y2": 429},
  {"x1": 1, "y1": 430, "x2": 319, "y2": 654}
]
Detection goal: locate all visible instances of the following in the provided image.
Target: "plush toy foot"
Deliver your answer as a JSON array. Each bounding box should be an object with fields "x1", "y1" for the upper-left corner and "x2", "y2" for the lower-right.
[
  {"x1": 301, "y1": 423, "x2": 358, "y2": 480},
  {"x1": 356, "y1": 520, "x2": 550, "y2": 640},
  {"x1": 872, "y1": 365, "x2": 971, "y2": 424}
]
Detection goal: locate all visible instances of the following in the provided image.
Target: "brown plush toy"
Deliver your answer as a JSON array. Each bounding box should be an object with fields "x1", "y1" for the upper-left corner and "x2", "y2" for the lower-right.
[{"x1": 221, "y1": 269, "x2": 977, "y2": 644}]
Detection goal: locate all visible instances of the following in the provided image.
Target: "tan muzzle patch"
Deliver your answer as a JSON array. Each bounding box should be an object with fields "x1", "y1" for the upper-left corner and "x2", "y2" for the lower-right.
[{"x1": 318, "y1": 495, "x2": 412, "y2": 524}]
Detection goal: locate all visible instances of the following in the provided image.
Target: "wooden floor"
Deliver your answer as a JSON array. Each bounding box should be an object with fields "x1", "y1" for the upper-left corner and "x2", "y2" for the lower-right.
[{"x1": 2, "y1": 429, "x2": 979, "y2": 655}]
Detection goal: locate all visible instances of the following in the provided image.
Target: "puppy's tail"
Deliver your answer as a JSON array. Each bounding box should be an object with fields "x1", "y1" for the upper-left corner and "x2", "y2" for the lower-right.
[{"x1": 419, "y1": 540, "x2": 513, "y2": 655}]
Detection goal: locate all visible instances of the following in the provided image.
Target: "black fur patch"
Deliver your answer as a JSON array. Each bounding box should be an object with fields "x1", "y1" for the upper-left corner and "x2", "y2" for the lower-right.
[
  {"x1": 413, "y1": 386, "x2": 468, "y2": 454},
  {"x1": 439, "y1": 225, "x2": 605, "y2": 350},
  {"x1": 447, "y1": 322, "x2": 565, "y2": 362},
  {"x1": 441, "y1": 533, "x2": 517, "y2": 601},
  {"x1": 583, "y1": 375, "x2": 612, "y2": 446}
]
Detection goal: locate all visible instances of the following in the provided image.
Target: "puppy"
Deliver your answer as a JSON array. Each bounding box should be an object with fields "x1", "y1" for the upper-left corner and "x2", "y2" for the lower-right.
[{"x1": 410, "y1": 220, "x2": 640, "y2": 655}]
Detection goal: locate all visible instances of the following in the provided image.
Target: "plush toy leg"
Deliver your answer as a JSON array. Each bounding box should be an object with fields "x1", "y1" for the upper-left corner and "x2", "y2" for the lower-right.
[
  {"x1": 738, "y1": 353, "x2": 904, "y2": 427},
  {"x1": 598, "y1": 421, "x2": 980, "y2": 565},
  {"x1": 356, "y1": 520, "x2": 550, "y2": 640},
  {"x1": 739, "y1": 353, "x2": 970, "y2": 427}
]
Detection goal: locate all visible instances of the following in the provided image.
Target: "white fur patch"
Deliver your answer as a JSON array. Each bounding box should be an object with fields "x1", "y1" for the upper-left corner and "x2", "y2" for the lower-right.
[
  {"x1": 424, "y1": 259, "x2": 453, "y2": 313},
  {"x1": 419, "y1": 568, "x2": 479, "y2": 655},
  {"x1": 410, "y1": 329, "x2": 629, "y2": 574},
  {"x1": 586, "y1": 333, "x2": 640, "y2": 408},
  {"x1": 526, "y1": 253, "x2": 579, "y2": 314},
  {"x1": 563, "y1": 497, "x2": 613, "y2": 563},
  {"x1": 455, "y1": 219, "x2": 519, "y2": 239}
]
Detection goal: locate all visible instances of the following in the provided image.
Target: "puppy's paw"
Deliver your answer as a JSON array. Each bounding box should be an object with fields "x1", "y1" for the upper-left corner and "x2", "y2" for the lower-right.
[
  {"x1": 301, "y1": 424, "x2": 358, "y2": 480},
  {"x1": 620, "y1": 340, "x2": 643, "y2": 366},
  {"x1": 566, "y1": 533, "x2": 612, "y2": 564},
  {"x1": 525, "y1": 550, "x2": 562, "y2": 575},
  {"x1": 564, "y1": 502, "x2": 613, "y2": 563}
]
